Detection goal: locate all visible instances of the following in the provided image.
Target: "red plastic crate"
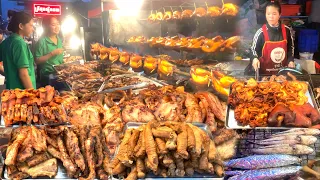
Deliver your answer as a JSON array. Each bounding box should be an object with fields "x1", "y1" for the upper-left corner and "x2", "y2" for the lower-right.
[
  {"x1": 281, "y1": 5, "x2": 300, "y2": 16},
  {"x1": 306, "y1": 1, "x2": 312, "y2": 15}
]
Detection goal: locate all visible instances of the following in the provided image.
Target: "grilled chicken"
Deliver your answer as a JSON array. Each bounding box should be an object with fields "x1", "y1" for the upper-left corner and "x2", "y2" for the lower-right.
[
  {"x1": 26, "y1": 158, "x2": 58, "y2": 178},
  {"x1": 31, "y1": 126, "x2": 47, "y2": 152},
  {"x1": 221, "y1": 3, "x2": 239, "y2": 16},
  {"x1": 185, "y1": 93, "x2": 203, "y2": 123},
  {"x1": 64, "y1": 128, "x2": 86, "y2": 172},
  {"x1": 57, "y1": 136, "x2": 78, "y2": 177},
  {"x1": 122, "y1": 99, "x2": 155, "y2": 123},
  {"x1": 79, "y1": 135, "x2": 96, "y2": 180},
  {"x1": 5, "y1": 128, "x2": 29, "y2": 166},
  {"x1": 26, "y1": 153, "x2": 50, "y2": 167}
]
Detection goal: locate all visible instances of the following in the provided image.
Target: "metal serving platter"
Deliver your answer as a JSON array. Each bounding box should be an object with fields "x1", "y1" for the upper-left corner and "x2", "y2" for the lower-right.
[
  {"x1": 226, "y1": 81, "x2": 319, "y2": 129},
  {"x1": 110, "y1": 122, "x2": 223, "y2": 180},
  {"x1": 52, "y1": 60, "x2": 85, "y2": 73}
]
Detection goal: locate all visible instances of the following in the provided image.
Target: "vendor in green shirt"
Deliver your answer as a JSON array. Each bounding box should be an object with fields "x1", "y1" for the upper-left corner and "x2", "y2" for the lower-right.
[
  {"x1": 35, "y1": 16, "x2": 64, "y2": 86},
  {"x1": 0, "y1": 11, "x2": 36, "y2": 89}
]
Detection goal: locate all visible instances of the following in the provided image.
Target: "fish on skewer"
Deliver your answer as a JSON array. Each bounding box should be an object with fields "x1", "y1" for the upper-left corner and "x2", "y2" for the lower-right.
[
  {"x1": 250, "y1": 135, "x2": 318, "y2": 146},
  {"x1": 252, "y1": 144, "x2": 314, "y2": 155},
  {"x1": 271, "y1": 128, "x2": 320, "y2": 137},
  {"x1": 225, "y1": 154, "x2": 301, "y2": 170},
  {"x1": 228, "y1": 166, "x2": 302, "y2": 180}
]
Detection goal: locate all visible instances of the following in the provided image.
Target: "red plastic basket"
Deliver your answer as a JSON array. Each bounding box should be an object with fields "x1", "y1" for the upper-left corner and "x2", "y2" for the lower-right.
[{"x1": 281, "y1": 5, "x2": 300, "y2": 16}]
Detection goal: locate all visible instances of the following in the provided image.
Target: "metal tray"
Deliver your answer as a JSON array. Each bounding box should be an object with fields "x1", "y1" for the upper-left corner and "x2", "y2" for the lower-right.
[
  {"x1": 52, "y1": 60, "x2": 85, "y2": 74},
  {"x1": 98, "y1": 74, "x2": 164, "y2": 93},
  {"x1": 226, "y1": 81, "x2": 319, "y2": 129},
  {"x1": 111, "y1": 122, "x2": 223, "y2": 180}
]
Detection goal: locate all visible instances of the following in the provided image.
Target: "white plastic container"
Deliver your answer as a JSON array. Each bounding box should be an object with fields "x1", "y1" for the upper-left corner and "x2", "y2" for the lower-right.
[
  {"x1": 299, "y1": 52, "x2": 314, "y2": 60},
  {"x1": 0, "y1": 75, "x2": 5, "y2": 85}
]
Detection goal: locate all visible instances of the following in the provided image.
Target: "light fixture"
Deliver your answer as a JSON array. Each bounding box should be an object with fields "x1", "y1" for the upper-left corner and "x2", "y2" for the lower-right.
[
  {"x1": 69, "y1": 35, "x2": 81, "y2": 49},
  {"x1": 36, "y1": 26, "x2": 43, "y2": 36},
  {"x1": 61, "y1": 16, "x2": 77, "y2": 34},
  {"x1": 114, "y1": 0, "x2": 144, "y2": 16}
]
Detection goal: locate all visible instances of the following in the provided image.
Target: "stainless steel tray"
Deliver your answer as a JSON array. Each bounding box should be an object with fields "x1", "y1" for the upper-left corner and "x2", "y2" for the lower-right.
[
  {"x1": 226, "y1": 81, "x2": 319, "y2": 129},
  {"x1": 111, "y1": 122, "x2": 222, "y2": 180}
]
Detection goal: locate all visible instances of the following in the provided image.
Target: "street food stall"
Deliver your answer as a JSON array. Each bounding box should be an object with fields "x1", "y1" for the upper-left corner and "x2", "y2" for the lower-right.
[{"x1": 0, "y1": 0, "x2": 319, "y2": 180}]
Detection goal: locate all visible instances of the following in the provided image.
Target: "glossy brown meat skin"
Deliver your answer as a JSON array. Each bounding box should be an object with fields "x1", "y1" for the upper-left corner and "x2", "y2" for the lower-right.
[{"x1": 268, "y1": 104, "x2": 295, "y2": 127}]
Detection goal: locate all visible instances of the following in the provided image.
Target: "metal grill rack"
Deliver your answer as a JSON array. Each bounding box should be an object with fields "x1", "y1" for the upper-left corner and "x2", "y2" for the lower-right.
[{"x1": 236, "y1": 129, "x2": 320, "y2": 166}]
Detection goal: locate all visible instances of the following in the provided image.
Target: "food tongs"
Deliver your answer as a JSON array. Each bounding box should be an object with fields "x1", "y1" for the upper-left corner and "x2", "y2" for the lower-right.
[{"x1": 255, "y1": 67, "x2": 259, "y2": 80}]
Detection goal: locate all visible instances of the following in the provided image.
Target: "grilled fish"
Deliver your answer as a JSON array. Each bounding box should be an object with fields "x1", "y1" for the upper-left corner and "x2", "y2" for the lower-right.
[
  {"x1": 228, "y1": 166, "x2": 302, "y2": 180},
  {"x1": 225, "y1": 154, "x2": 301, "y2": 169},
  {"x1": 252, "y1": 144, "x2": 314, "y2": 155},
  {"x1": 271, "y1": 129, "x2": 320, "y2": 137},
  {"x1": 252, "y1": 135, "x2": 317, "y2": 146}
]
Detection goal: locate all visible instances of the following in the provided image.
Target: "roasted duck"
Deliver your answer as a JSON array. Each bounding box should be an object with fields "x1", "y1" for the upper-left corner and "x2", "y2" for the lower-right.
[
  {"x1": 201, "y1": 36, "x2": 224, "y2": 53},
  {"x1": 173, "y1": 11, "x2": 181, "y2": 19},
  {"x1": 221, "y1": 3, "x2": 239, "y2": 16},
  {"x1": 181, "y1": 9, "x2": 193, "y2": 19},
  {"x1": 190, "y1": 67, "x2": 211, "y2": 86},
  {"x1": 192, "y1": 7, "x2": 207, "y2": 17},
  {"x1": 143, "y1": 55, "x2": 158, "y2": 75},
  {"x1": 130, "y1": 54, "x2": 143, "y2": 72},
  {"x1": 163, "y1": 11, "x2": 172, "y2": 21},
  {"x1": 207, "y1": 6, "x2": 221, "y2": 17},
  {"x1": 220, "y1": 36, "x2": 240, "y2": 52}
]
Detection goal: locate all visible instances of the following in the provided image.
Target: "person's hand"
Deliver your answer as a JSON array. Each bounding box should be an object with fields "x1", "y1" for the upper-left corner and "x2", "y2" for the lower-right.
[
  {"x1": 252, "y1": 58, "x2": 260, "y2": 71},
  {"x1": 51, "y1": 48, "x2": 64, "y2": 56},
  {"x1": 288, "y1": 61, "x2": 295, "y2": 68}
]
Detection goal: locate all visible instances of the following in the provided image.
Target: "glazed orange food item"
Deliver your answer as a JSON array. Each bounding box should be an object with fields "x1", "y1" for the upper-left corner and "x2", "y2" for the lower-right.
[
  {"x1": 156, "y1": 12, "x2": 164, "y2": 21},
  {"x1": 173, "y1": 11, "x2": 181, "y2": 19},
  {"x1": 148, "y1": 14, "x2": 156, "y2": 23},
  {"x1": 190, "y1": 67, "x2": 211, "y2": 86},
  {"x1": 119, "y1": 52, "x2": 130, "y2": 65},
  {"x1": 163, "y1": 11, "x2": 172, "y2": 21},
  {"x1": 207, "y1": 6, "x2": 221, "y2": 17},
  {"x1": 192, "y1": 7, "x2": 207, "y2": 17},
  {"x1": 143, "y1": 56, "x2": 158, "y2": 73},
  {"x1": 221, "y1": 3, "x2": 239, "y2": 16},
  {"x1": 201, "y1": 36, "x2": 224, "y2": 53},
  {"x1": 181, "y1": 9, "x2": 193, "y2": 19},
  {"x1": 130, "y1": 54, "x2": 143, "y2": 69},
  {"x1": 158, "y1": 60, "x2": 175, "y2": 76},
  {"x1": 109, "y1": 50, "x2": 120, "y2": 63}
]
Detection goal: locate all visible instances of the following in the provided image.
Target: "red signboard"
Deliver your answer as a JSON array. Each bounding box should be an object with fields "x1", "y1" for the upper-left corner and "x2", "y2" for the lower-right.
[{"x1": 33, "y1": 4, "x2": 61, "y2": 16}]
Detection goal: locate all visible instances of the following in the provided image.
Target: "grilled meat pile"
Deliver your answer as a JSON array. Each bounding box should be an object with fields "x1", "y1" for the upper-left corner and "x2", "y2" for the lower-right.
[
  {"x1": 63, "y1": 56, "x2": 83, "y2": 63},
  {"x1": 168, "y1": 59, "x2": 204, "y2": 67},
  {"x1": 1, "y1": 86, "x2": 68, "y2": 126},
  {"x1": 5, "y1": 125, "x2": 111, "y2": 179},
  {"x1": 101, "y1": 76, "x2": 142, "y2": 91},
  {"x1": 5, "y1": 126, "x2": 58, "y2": 179},
  {"x1": 229, "y1": 78, "x2": 319, "y2": 127},
  {"x1": 68, "y1": 85, "x2": 226, "y2": 156},
  {"x1": 111, "y1": 121, "x2": 229, "y2": 179},
  {"x1": 55, "y1": 63, "x2": 104, "y2": 96}
]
